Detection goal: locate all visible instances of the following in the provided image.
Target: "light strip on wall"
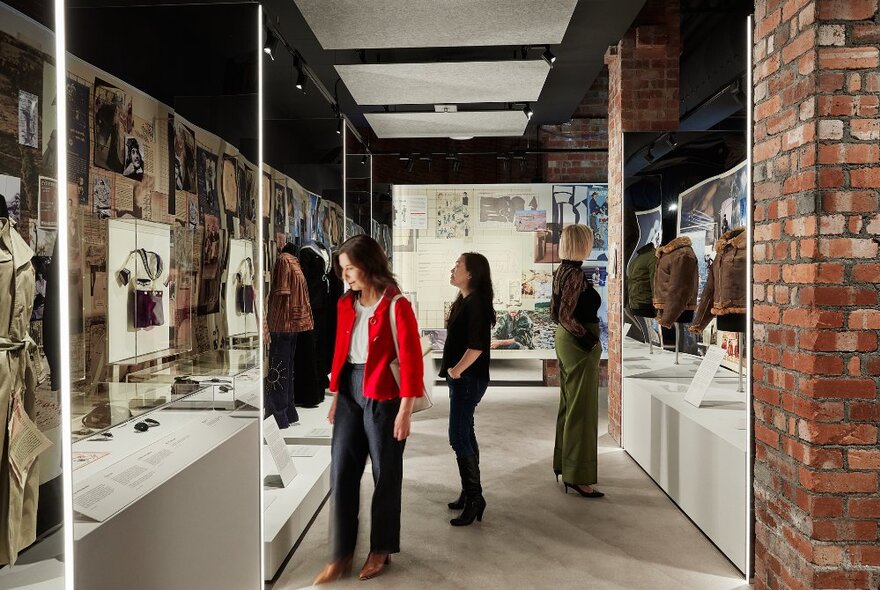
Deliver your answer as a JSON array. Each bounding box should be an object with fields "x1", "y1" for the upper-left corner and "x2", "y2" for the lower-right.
[
  {"x1": 343, "y1": 121, "x2": 347, "y2": 241},
  {"x1": 745, "y1": 13, "x2": 754, "y2": 583},
  {"x1": 257, "y1": 4, "x2": 266, "y2": 585},
  {"x1": 53, "y1": 0, "x2": 75, "y2": 586},
  {"x1": 369, "y1": 154, "x2": 373, "y2": 238}
]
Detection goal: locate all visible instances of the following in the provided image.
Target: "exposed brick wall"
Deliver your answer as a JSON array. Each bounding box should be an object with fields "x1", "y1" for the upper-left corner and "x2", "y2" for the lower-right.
[
  {"x1": 604, "y1": 0, "x2": 680, "y2": 444},
  {"x1": 752, "y1": 1, "x2": 880, "y2": 588}
]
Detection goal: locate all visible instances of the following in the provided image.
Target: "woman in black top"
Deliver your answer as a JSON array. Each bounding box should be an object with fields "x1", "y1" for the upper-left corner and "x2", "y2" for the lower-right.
[
  {"x1": 441, "y1": 252, "x2": 495, "y2": 526},
  {"x1": 551, "y1": 224, "x2": 604, "y2": 498}
]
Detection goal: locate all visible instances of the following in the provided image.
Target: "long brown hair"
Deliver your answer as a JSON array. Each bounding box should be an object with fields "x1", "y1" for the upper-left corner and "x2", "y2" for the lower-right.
[{"x1": 332, "y1": 235, "x2": 398, "y2": 292}]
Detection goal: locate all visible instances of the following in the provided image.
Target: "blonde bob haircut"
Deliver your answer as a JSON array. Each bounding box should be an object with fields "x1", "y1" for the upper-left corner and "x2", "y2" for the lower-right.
[{"x1": 559, "y1": 224, "x2": 594, "y2": 260}]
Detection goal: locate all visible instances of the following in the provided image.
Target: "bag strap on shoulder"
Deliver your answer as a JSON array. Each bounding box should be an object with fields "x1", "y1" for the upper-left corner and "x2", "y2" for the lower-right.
[{"x1": 388, "y1": 294, "x2": 404, "y2": 358}]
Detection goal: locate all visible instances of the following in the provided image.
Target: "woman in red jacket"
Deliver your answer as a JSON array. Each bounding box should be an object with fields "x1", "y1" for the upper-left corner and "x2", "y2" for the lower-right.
[{"x1": 314, "y1": 235, "x2": 424, "y2": 584}]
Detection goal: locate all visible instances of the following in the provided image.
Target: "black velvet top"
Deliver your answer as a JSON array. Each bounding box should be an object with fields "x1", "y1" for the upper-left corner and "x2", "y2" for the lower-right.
[
  {"x1": 551, "y1": 259, "x2": 601, "y2": 350},
  {"x1": 440, "y1": 293, "x2": 492, "y2": 380}
]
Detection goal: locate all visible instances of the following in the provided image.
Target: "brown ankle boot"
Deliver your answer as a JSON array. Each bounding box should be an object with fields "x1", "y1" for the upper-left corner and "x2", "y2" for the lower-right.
[
  {"x1": 313, "y1": 554, "x2": 353, "y2": 585},
  {"x1": 358, "y1": 552, "x2": 390, "y2": 580}
]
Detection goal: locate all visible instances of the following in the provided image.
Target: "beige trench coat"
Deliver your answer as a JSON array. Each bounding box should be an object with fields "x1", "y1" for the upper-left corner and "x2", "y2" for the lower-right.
[{"x1": 0, "y1": 218, "x2": 39, "y2": 566}]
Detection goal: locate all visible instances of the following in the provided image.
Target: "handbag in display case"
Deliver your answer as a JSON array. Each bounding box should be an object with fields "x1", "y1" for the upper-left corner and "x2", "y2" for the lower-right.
[
  {"x1": 118, "y1": 248, "x2": 165, "y2": 328},
  {"x1": 235, "y1": 256, "x2": 255, "y2": 314}
]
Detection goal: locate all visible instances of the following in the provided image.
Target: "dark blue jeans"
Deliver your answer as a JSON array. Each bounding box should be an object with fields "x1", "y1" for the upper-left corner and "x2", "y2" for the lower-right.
[
  {"x1": 330, "y1": 363, "x2": 405, "y2": 559},
  {"x1": 447, "y1": 374, "x2": 488, "y2": 459},
  {"x1": 267, "y1": 332, "x2": 298, "y2": 428}
]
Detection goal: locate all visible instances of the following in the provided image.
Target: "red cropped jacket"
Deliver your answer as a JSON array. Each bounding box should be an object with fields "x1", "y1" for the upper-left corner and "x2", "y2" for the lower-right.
[{"x1": 329, "y1": 286, "x2": 424, "y2": 401}]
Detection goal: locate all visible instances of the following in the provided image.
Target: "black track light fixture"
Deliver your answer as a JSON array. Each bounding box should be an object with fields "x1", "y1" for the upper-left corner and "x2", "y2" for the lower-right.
[
  {"x1": 336, "y1": 116, "x2": 344, "y2": 135},
  {"x1": 405, "y1": 154, "x2": 416, "y2": 172},
  {"x1": 645, "y1": 143, "x2": 656, "y2": 163},
  {"x1": 263, "y1": 29, "x2": 278, "y2": 60},
  {"x1": 667, "y1": 133, "x2": 677, "y2": 148},
  {"x1": 295, "y1": 59, "x2": 307, "y2": 92},
  {"x1": 360, "y1": 155, "x2": 367, "y2": 166},
  {"x1": 542, "y1": 47, "x2": 556, "y2": 67},
  {"x1": 523, "y1": 103, "x2": 533, "y2": 120}
]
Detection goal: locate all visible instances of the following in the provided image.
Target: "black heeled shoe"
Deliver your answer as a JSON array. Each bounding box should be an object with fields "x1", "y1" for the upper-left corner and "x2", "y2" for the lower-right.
[
  {"x1": 563, "y1": 482, "x2": 604, "y2": 498},
  {"x1": 554, "y1": 469, "x2": 561, "y2": 483},
  {"x1": 451, "y1": 496, "x2": 486, "y2": 526},
  {"x1": 448, "y1": 491, "x2": 465, "y2": 510}
]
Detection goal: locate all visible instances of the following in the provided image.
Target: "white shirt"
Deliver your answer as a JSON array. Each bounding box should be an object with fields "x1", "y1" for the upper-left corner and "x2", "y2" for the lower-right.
[{"x1": 348, "y1": 298, "x2": 381, "y2": 363}]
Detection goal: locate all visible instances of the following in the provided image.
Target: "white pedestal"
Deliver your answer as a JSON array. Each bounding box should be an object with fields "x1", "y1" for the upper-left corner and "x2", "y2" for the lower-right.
[
  {"x1": 263, "y1": 445, "x2": 332, "y2": 581},
  {"x1": 281, "y1": 399, "x2": 334, "y2": 445},
  {"x1": 73, "y1": 421, "x2": 261, "y2": 589},
  {"x1": 622, "y1": 344, "x2": 748, "y2": 573}
]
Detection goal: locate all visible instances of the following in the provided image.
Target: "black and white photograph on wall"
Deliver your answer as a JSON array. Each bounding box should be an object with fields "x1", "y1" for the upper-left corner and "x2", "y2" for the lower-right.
[
  {"x1": 552, "y1": 184, "x2": 609, "y2": 261},
  {"x1": 479, "y1": 194, "x2": 526, "y2": 223},
  {"x1": 331, "y1": 203, "x2": 345, "y2": 247},
  {"x1": 18, "y1": 89, "x2": 38, "y2": 148},
  {"x1": 435, "y1": 191, "x2": 470, "y2": 238},
  {"x1": 196, "y1": 147, "x2": 219, "y2": 216},
  {"x1": 93, "y1": 79, "x2": 132, "y2": 173},
  {"x1": 173, "y1": 120, "x2": 197, "y2": 192},
  {"x1": 222, "y1": 155, "x2": 238, "y2": 214},
  {"x1": 514, "y1": 209, "x2": 547, "y2": 232},
  {"x1": 0, "y1": 174, "x2": 22, "y2": 223},
  {"x1": 308, "y1": 192, "x2": 320, "y2": 240},
  {"x1": 677, "y1": 160, "x2": 748, "y2": 288},
  {"x1": 31, "y1": 256, "x2": 50, "y2": 320},
  {"x1": 188, "y1": 196, "x2": 198, "y2": 230},
  {"x1": 92, "y1": 174, "x2": 112, "y2": 218},
  {"x1": 273, "y1": 182, "x2": 285, "y2": 230},
  {"x1": 421, "y1": 328, "x2": 447, "y2": 352},
  {"x1": 628, "y1": 205, "x2": 663, "y2": 267},
  {"x1": 245, "y1": 166, "x2": 257, "y2": 223},
  {"x1": 121, "y1": 136, "x2": 145, "y2": 181},
  {"x1": 67, "y1": 76, "x2": 90, "y2": 204},
  {"x1": 197, "y1": 214, "x2": 223, "y2": 315},
  {"x1": 288, "y1": 186, "x2": 301, "y2": 240},
  {"x1": 239, "y1": 164, "x2": 254, "y2": 224}
]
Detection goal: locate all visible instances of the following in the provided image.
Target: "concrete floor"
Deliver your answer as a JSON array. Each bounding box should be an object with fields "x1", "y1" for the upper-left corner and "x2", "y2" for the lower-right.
[{"x1": 270, "y1": 364, "x2": 750, "y2": 590}]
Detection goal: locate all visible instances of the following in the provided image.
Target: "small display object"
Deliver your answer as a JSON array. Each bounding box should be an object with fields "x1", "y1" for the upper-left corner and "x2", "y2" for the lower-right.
[{"x1": 225, "y1": 238, "x2": 258, "y2": 337}]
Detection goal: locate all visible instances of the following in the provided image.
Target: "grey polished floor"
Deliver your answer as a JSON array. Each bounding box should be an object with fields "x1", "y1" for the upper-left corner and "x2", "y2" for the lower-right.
[{"x1": 270, "y1": 362, "x2": 750, "y2": 590}]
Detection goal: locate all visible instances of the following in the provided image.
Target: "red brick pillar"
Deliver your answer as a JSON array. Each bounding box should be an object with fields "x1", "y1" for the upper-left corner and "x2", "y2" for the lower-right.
[
  {"x1": 604, "y1": 0, "x2": 680, "y2": 443},
  {"x1": 752, "y1": 1, "x2": 880, "y2": 588},
  {"x1": 540, "y1": 69, "x2": 609, "y2": 387}
]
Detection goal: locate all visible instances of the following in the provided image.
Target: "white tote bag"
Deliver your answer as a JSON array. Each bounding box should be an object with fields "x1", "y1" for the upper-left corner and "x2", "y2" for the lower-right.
[{"x1": 389, "y1": 295, "x2": 434, "y2": 413}]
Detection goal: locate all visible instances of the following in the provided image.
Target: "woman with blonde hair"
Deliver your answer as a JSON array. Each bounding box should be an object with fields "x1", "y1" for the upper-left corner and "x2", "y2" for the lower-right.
[{"x1": 550, "y1": 224, "x2": 604, "y2": 498}]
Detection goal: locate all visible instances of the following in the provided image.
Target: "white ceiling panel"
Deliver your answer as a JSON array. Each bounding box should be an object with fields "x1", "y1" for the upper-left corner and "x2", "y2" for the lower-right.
[
  {"x1": 295, "y1": 0, "x2": 579, "y2": 49},
  {"x1": 336, "y1": 61, "x2": 549, "y2": 105},
  {"x1": 364, "y1": 111, "x2": 528, "y2": 138}
]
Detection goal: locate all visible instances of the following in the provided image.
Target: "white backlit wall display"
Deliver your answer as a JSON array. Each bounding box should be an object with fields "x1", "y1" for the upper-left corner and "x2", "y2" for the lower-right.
[{"x1": 393, "y1": 183, "x2": 609, "y2": 359}]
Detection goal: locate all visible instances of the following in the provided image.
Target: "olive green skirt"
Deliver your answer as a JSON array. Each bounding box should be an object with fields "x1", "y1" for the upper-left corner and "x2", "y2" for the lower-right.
[{"x1": 553, "y1": 324, "x2": 602, "y2": 485}]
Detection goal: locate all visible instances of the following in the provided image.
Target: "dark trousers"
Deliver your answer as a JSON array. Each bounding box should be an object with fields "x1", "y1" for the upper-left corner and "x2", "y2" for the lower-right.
[
  {"x1": 447, "y1": 374, "x2": 488, "y2": 458},
  {"x1": 267, "y1": 332, "x2": 299, "y2": 428},
  {"x1": 330, "y1": 363, "x2": 405, "y2": 559}
]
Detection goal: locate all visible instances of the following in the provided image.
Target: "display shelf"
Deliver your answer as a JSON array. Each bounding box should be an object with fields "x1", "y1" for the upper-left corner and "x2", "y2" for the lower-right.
[
  {"x1": 263, "y1": 444, "x2": 332, "y2": 580},
  {"x1": 70, "y1": 381, "x2": 214, "y2": 442},
  {"x1": 126, "y1": 350, "x2": 260, "y2": 410},
  {"x1": 623, "y1": 372, "x2": 747, "y2": 573},
  {"x1": 280, "y1": 398, "x2": 334, "y2": 445},
  {"x1": 622, "y1": 336, "x2": 740, "y2": 381}
]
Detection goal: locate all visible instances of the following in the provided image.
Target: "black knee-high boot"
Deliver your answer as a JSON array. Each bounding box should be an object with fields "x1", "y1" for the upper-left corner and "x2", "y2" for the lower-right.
[
  {"x1": 448, "y1": 449, "x2": 478, "y2": 509},
  {"x1": 450, "y1": 455, "x2": 485, "y2": 526}
]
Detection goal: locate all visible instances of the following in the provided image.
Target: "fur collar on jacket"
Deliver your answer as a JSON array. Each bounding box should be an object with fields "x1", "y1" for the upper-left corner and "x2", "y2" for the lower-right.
[
  {"x1": 714, "y1": 228, "x2": 746, "y2": 253},
  {"x1": 655, "y1": 236, "x2": 692, "y2": 258}
]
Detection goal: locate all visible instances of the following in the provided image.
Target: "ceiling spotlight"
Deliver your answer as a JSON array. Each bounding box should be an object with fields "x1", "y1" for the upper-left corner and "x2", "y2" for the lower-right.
[
  {"x1": 360, "y1": 155, "x2": 367, "y2": 166},
  {"x1": 336, "y1": 116, "x2": 344, "y2": 135},
  {"x1": 666, "y1": 133, "x2": 677, "y2": 148},
  {"x1": 523, "y1": 103, "x2": 533, "y2": 120},
  {"x1": 405, "y1": 155, "x2": 416, "y2": 172},
  {"x1": 263, "y1": 30, "x2": 278, "y2": 60},
  {"x1": 453, "y1": 159, "x2": 462, "y2": 173},
  {"x1": 668, "y1": 203, "x2": 678, "y2": 212},
  {"x1": 542, "y1": 47, "x2": 556, "y2": 66},
  {"x1": 645, "y1": 143, "x2": 655, "y2": 162}
]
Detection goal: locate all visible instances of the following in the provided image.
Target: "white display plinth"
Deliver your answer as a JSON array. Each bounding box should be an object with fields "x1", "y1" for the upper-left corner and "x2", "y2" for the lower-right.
[
  {"x1": 73, "y1": 421, "x2": 261, "y2": 589},
  {"x1": 280, "y1": 399, "x2": 334, "y2": 445},
  {"x1": 0, "y1": 559, "x2": 64, "y2": 589},
  {"x1": 622, "y1": 343, "x2": 747, "y2": 573},
  {"x1": 263, "y1": 445, "x2": 332, "y2": 581}
]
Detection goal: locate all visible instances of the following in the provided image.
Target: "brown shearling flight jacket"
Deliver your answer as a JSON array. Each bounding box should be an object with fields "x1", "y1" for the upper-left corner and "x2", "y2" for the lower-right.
[
  {"x1": 690, "y1": 228, "x2": 747, "y2": 333},
  {"x1": 652, "y1": 236, "x2": 699, "y2": 327}
]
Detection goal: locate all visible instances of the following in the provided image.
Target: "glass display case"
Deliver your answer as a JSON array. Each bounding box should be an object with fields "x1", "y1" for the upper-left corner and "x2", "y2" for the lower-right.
[{"x1": 124, "y1": 350, "x2": 260, "y2": 411}]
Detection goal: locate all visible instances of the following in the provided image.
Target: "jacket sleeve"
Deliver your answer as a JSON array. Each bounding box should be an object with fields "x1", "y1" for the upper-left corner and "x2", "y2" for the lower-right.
[
  {"x1": 327, "y1": 295, "x2": 349, "y2": 393},
  {"x1": 657, "y1": 252, "x2": 697, "y2": 327},
  {"x1": 689, "y1": 257, "x2": 716, "y2": 333},
  {"x1": 272, "y1": 258, "x2": 292, "y2": 295},
  {"x1": 393, "y1": 297, "x2": 424, "y2": 398},
  {"x1": 557, "y1": 273, "x2": 587, "y2": 338}
]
